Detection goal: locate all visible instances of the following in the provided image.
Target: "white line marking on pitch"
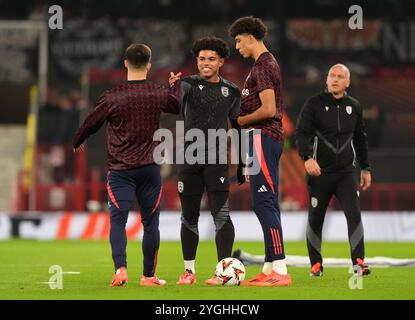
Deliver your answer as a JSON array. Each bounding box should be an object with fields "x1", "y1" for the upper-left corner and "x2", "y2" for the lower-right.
[{"x1": 61, "y1": 272, "x2": 81, "y2": 274}]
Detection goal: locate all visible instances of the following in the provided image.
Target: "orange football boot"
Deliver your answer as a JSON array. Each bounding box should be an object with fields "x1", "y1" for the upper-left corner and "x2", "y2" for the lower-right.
[
  {"x1": 250, "y1": 271, "x2": 292, "y2": 287},
  {"x1": 310, "y1": 262, "x2": 323, "y2": 277},
  {"x1": 140, "y1": 275, "x2": 167, "y2": 286},
  {"x1": 355, "y1": 258, "x2": 371, "y2": 276},
  {"x1": 240, "y1": 272, "x2": 268, "y2": 286},
  {"x1": 177, "y1": 270, "x2": 197, "y2": 285},
  {"x1": 110, "y1": 267, "x2": 128, "y2": 287}
]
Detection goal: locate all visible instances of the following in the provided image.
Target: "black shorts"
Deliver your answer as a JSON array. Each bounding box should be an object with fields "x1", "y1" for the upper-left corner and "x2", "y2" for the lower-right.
[{"x1": 177, "y1": 164, "x2": 229, "y2": 196}]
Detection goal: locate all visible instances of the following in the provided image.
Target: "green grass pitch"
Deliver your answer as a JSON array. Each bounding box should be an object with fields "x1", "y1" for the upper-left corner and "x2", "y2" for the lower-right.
[{"x1": 0, "y1": 240, "x2": 414, "y2": 300}]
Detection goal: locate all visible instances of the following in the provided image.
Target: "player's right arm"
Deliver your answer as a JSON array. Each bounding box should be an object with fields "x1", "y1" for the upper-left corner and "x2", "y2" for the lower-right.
[
  {"x1": 72, "y1": 92, "x2": 109, "y2": 151},
  {"x1": 237, "y1": 64, "x2": 278, "y2": 127},
  {"x1": 237, "y1": 89, "x2": 276, "y2": 127},
  {"x1": 296, "y1": 97, "x2": 321, "y2": 176}
]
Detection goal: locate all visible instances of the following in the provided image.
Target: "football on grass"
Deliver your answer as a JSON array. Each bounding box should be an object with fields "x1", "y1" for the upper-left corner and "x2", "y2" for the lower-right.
[{"x1": 214, "y1": 258, "x2": 246, "y2": 286}]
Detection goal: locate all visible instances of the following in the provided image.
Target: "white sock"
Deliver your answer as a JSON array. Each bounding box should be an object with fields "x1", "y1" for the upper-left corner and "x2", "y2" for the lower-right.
[
  {"x1": 262, "y1": 262, "x2": 273, "y2": 275},
  {"x1": 184, "y1": 260, "x2": 195, "y2": 274},
  {"x1": 272, "y1": 259, "x2": 288, "y2": 275}
]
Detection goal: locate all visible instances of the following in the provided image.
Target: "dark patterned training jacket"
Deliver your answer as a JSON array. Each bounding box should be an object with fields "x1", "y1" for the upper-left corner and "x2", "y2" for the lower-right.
[{"x1": 73, "y1": 80, "x2": 180, "y2": 171}]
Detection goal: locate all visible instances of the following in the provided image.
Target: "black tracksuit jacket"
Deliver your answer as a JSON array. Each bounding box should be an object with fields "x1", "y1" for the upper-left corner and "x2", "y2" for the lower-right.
[{"x1": 296, "y1": 90, "x2": 370, "y2": 173}]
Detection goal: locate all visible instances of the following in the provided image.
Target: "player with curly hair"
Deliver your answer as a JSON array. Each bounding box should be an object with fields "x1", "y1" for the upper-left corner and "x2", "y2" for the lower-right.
[
  {"x1": 169, "y1": 36, "x2": 241, "y2": 285},
  {"x1": 228, "y1": 16, "x2": 292, "y2": 286}
]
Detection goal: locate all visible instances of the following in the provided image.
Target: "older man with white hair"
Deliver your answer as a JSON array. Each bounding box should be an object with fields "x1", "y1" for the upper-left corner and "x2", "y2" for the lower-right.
[{"x1": 295, "y1": 64, "x2": 372, "y2": 277}]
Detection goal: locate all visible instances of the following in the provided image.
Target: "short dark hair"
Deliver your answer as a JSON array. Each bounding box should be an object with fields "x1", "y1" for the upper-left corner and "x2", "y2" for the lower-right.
[
  {"x1": 191, "y1": 36, "x2": 230, "y2": 59},
  {"x1": 228, "y1": 16, "x2": 267, "y2": 40},
  {"x1": 125, "y1": 44, "x2": 152, "y2": 69}
]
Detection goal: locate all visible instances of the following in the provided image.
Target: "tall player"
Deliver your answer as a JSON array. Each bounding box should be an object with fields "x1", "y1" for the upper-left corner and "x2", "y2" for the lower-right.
[
  {"x1": 73, "y1": 44, "x2": 180, "y2": 287},
  {"x1": 229, "y1": 16, "x2": 291, "y2": 286},
  {"x1": 170, "y1": 37, "x2": 241, "y2": 285}
]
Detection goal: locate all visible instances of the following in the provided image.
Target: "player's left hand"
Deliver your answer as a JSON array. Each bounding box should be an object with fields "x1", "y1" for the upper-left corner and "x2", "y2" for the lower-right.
[{"x1": 360, "y1": 171, "x2": 371, "y2": 191}]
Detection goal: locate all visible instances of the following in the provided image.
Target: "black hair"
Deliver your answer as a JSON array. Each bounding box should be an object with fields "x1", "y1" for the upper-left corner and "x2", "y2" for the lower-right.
[
  {"x1": 228, "y1": 16, "x2": 267, "y2": 40},
  {"x1": 125, "y1": 44, "x2": 152, "y2": 69},
  {"x1": 191, "y1": 36, "x2": 230, "y2": 59}
]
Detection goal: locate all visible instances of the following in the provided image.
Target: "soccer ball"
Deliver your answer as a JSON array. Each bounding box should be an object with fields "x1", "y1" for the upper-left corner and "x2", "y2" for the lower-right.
[{"x1": 214, "y1": 257, "x2": 246, "y2": 286}]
